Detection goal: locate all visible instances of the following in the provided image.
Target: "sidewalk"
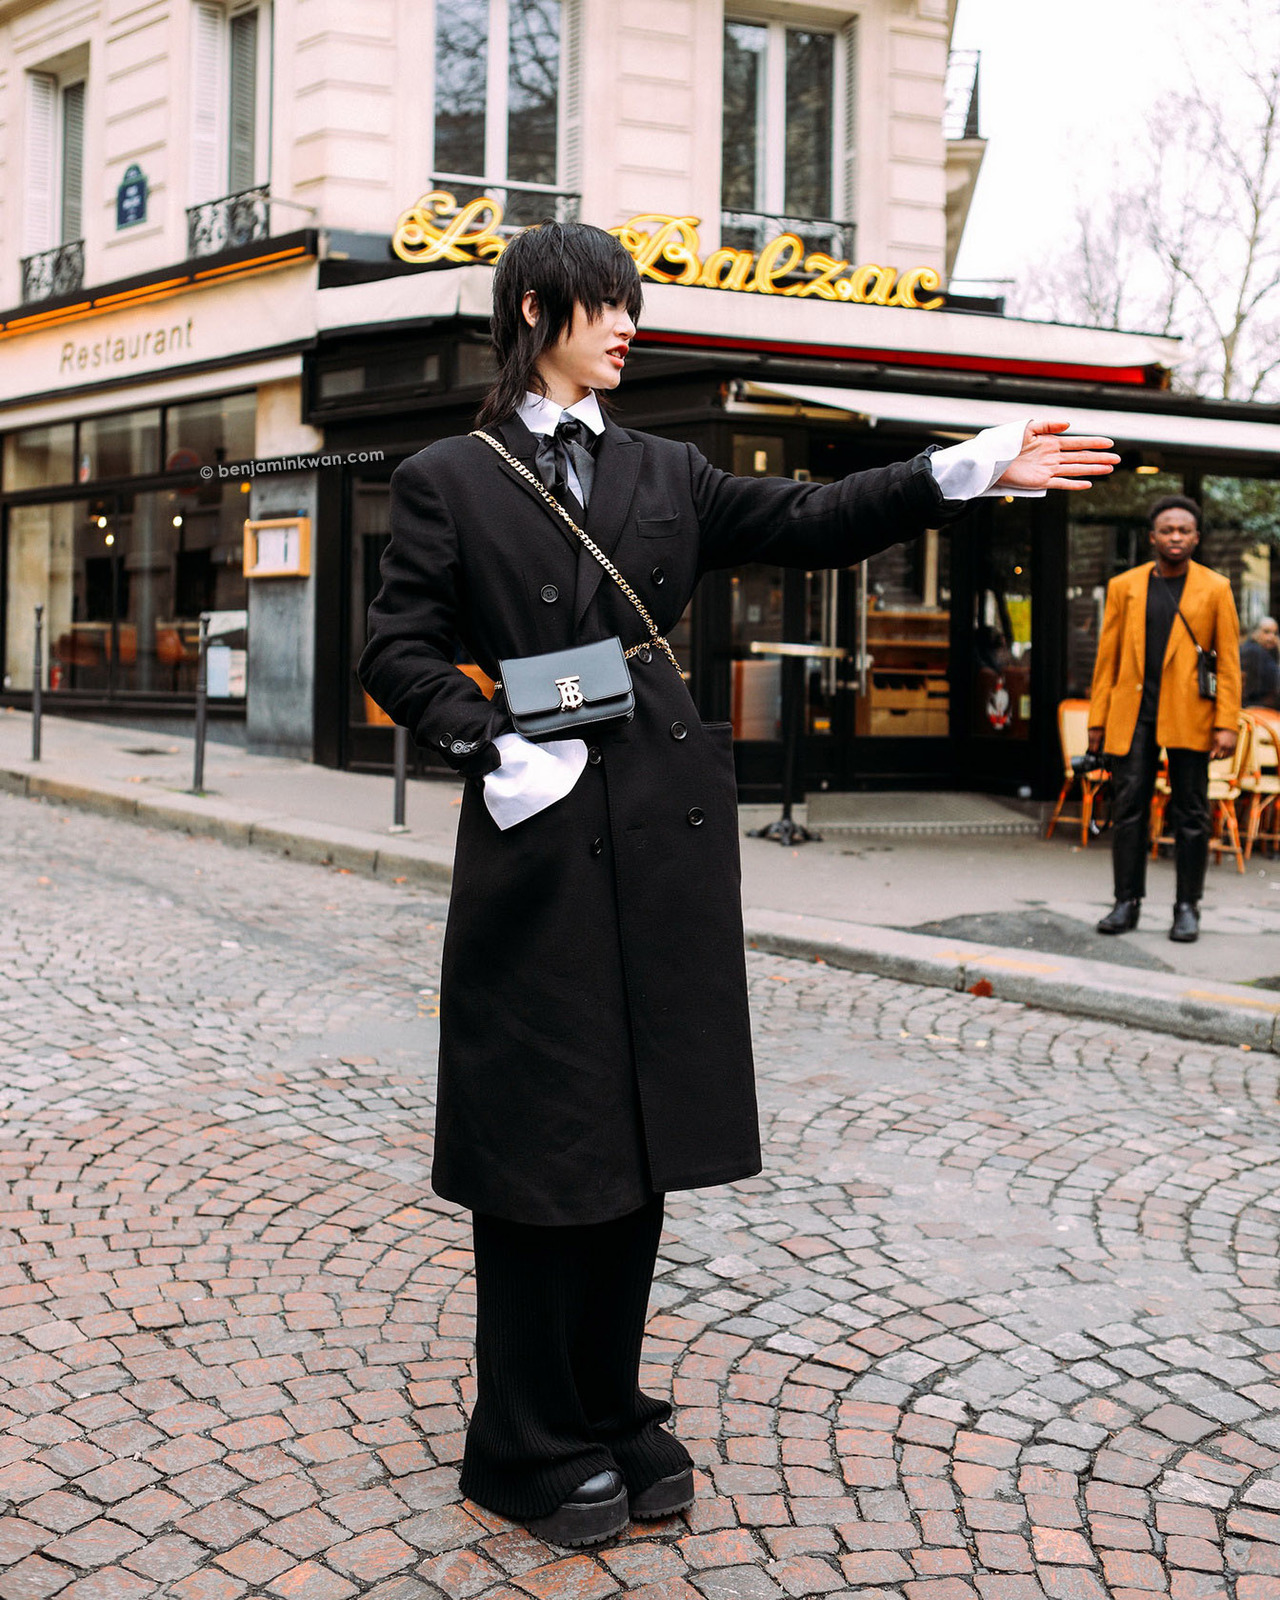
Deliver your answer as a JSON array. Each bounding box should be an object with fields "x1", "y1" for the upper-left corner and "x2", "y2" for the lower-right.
[{"x1": 7, "y1": 706, "x2": 1280, "y2": 1048}]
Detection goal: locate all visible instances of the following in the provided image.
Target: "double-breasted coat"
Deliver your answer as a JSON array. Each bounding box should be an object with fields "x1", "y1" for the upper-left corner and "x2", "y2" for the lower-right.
[{"x1": 359, "y1": 412, "x2": 957, "y2": 1226}]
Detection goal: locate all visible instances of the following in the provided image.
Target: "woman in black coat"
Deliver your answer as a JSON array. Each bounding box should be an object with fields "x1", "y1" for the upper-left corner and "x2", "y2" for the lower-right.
[{"x1": 359, "y1": 223, "x2": 1116, "y2": 1546}]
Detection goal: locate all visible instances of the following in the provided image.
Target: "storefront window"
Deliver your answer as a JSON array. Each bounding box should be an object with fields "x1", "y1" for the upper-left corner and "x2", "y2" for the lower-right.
[
  {"x1": 3, "y1": 423, "x2": 75, "y2": 491},
  {"x1": 78, "y1": 407, "x2": 161, "y2": 480},
  {"x1": 858, "y1": 531, "x2": 951, "y2": 738},
  {"x1": 1201, "y1": 476, "x2": 1280, "y2": 631},
  {"x1": 970, "y1": 506, "x2": 1032, "y2": 741},
  {"x1": 727, "y1": 435, "x2": 785, "y2": 740},
  {"x1": 6, "y1": 483, "x2": 247, "y2": 697},
  {"x1": 165, "y1": 393, "x2": 256, "y2": 470}
]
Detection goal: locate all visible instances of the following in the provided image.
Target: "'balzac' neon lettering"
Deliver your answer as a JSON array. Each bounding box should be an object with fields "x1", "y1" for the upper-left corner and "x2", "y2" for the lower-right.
[{"x1": 391, "y1": 193, "x2": 946, "y2": 310}]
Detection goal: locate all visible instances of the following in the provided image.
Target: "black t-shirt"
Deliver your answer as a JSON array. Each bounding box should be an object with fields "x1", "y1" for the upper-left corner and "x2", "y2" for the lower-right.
[{"x1": 1139, "y1": 570, "x2": 1187, "y2": 725}]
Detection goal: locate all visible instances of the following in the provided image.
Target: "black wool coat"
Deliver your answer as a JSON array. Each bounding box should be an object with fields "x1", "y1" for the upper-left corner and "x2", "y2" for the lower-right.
[{"x1": 359, "y1": 413, "x2": 956, "y2": 1226}]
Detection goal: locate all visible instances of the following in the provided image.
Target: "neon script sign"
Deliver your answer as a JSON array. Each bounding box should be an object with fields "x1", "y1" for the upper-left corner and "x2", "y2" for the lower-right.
[{"x1": 391, "y1": 192, "x2": 947, "y2": 310}]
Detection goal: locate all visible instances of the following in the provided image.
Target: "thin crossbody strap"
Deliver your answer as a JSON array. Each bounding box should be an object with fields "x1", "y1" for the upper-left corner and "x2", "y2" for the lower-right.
[
  {"x1": 1173, "y1": 604, "x2": 1206, "y2": 657},
  {"x1": 471, "y1": 429, "x2": 682, "y2": 675}
]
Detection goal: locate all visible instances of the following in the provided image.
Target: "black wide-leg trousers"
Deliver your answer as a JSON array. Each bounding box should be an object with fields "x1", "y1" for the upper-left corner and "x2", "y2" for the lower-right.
[
  {"x1": 459, "y1": 1196, "x2": 693, "y2": 1520},
  {"x1": 1110, "y1": 716, "x2": 1211, "y2": 905}
]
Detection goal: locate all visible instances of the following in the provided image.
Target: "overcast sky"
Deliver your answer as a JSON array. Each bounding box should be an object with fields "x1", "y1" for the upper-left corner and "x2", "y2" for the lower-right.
[{"x1": 949, "y1": 0, "x2": 1192, "y2": 294}]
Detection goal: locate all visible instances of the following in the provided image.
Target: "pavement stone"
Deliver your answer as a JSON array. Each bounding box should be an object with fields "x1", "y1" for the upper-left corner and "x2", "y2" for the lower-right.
[{"x1": 4, "y1": 791, "x2": 1280, "y2": 1596}]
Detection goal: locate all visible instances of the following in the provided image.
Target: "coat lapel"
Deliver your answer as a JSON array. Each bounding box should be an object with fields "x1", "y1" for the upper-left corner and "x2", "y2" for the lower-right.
[
  {"x1": 575, "y1": 415, "x2": 643, "y2": 627},
  {"x1": 1163, "y1": 559, "x2": 1204, "y2": 666},
  {"x1": 489, "y1": 415, "x2": 581, "y2": 562}
]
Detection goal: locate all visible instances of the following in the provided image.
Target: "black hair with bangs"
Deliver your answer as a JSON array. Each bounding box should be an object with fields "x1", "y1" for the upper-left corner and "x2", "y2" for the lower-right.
[{"x1": 476, "y1": 221, "x2": 644, "y2": 426}]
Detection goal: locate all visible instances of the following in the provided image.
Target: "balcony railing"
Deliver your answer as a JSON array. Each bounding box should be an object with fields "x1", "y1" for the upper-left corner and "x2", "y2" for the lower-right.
[
  {"x1": 20, "y1": 239, "x2": 85, "y2": 303},
  {"x1": 720, "y1": 211, "x2": 857, "y2": 265},
  {"x1": 430, "y1": 173, "x2": 581, "y2": 230},
  {"x1": 944, "y1": 48, "x2": 982, "y2": 141},
  {"x1": 186, "y1": 185, "x2": 272, "y2": 258}
]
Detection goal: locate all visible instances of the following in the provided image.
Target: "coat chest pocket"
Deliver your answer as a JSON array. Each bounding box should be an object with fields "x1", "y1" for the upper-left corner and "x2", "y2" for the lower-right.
[{"x1": 637, "y1": 512, "x2": 680, "y2": 538}]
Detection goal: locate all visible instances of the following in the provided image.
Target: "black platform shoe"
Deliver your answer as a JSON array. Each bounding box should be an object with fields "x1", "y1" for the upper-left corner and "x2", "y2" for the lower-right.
[
  {"x1": 526, "y1": 1469, "x2": 628, "y2": 1548},
  {"x1": 1096, "y1": 899, "x2": 1141, "y2": 935},
  {"x1": 631, "y1": 1467, "x2": 696, "y2": 1520},
  {"x1": 1170, "y1": 901, "x2": 1200, "y2": 943}
]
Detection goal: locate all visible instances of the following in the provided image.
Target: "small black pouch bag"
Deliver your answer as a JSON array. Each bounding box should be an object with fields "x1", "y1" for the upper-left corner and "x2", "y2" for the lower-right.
[
  {"x1": 498, "y1": 637, "x2": 635, "y2": 743},
  {"x1": 1173, "y1": 605, "x2": 1218, "y2": 701}
]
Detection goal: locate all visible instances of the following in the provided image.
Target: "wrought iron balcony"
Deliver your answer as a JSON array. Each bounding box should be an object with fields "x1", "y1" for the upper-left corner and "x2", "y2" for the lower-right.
[
  {"x1": 945, "y1": 48, "x2": 982, "y2": 141},
  {"x1": 20, "y1": 239, "x2": 85, "y2": 303},
  {"x1": 430, "y1": 173, "x2": 581, "y2": 231},
  {"x1": 186, "y1": 186, "x2": 271, "y2": 258},
  {"x1": 720, "y1": 211, "x2": 857, "y2": 264}
]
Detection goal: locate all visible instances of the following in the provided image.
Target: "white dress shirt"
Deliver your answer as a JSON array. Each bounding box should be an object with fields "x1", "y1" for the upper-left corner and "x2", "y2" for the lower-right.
[{"x1": 482, "y1": 397, "x2": 1035, "y2": 830}]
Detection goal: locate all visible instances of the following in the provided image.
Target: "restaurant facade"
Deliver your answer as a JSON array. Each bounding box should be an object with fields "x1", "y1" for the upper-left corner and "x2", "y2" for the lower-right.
[{"x1": 3, "y1": 0, "x2": 1280, "y2": 798}]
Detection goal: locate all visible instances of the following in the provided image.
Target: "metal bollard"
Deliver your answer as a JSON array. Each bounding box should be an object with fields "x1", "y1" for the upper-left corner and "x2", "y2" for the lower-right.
[
  {"x1": 390, "y1": 723, "x2": 409, "y2": 832},
  {"x1": 192, "y1": 613, "x2": 210, "y2": 794},
  {"x1": 31, "y1": 604, "x2": 43, "y2": 761}
]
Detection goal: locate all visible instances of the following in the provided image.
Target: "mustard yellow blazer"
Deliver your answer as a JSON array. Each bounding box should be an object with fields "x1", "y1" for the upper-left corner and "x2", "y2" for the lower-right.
[{"x1": 1088, "y1": 560, "x2": 1241, "y2": 756}]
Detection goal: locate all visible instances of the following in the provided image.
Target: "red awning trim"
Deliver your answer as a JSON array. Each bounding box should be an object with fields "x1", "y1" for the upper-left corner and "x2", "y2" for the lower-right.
[{"x1": 633, "y1": 326, "x2": 1160, "y2": 388}]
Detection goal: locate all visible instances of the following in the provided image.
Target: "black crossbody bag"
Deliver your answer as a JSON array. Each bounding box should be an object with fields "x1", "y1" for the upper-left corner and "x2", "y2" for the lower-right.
[
  {"x1": 1172, "y1": 602, "x2": 1218, "y2": 701},
  {"x1": 471, "y1": 429, "x2": 683, "y2": 742}
]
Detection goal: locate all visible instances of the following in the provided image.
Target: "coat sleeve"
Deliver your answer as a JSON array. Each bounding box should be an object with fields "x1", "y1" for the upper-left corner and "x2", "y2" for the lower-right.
[
  {"x1": 688, "y1": 443, "x2": 960, "y2": 574},
  {"x1": 1213, "y1": 580, "x2": 1242, "y2": 730},
  {"x1": 358, "y1": 453, "x2": 506, "y2": 778},
  {"x1": 1088, "y1": 577, "x2": 1124, "y2": 731}
]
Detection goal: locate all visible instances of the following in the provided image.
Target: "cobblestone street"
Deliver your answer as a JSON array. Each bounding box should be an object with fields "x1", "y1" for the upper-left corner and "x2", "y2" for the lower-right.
[{"x1": 5, "y1": 793, "x2": 1280, "y2": 1600}]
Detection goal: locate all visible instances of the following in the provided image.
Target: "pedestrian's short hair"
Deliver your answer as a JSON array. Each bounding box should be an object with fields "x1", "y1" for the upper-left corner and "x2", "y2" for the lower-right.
[
  {"x1": 1148, "y1": 494, "x2": 1202, "y2": 530},
  {"x1": 477, "y1": 222, "x2": 644, "y2": 427}
]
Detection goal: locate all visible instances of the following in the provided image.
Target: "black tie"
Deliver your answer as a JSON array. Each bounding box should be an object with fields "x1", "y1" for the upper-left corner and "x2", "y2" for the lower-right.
[{"x1": 534, "y1": 415, "x2": 598, "y2": 515}]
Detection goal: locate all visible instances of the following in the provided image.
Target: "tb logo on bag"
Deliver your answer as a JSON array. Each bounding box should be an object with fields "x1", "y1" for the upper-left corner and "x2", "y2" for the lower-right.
[{"x1": 555, "y1": 675, "x2": 585, "y2": 711}]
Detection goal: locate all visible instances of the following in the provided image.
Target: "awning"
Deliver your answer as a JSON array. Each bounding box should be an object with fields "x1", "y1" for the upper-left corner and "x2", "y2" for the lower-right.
[{"x1": 738, "y1": 379, "x2": 1280, "y2": 458}]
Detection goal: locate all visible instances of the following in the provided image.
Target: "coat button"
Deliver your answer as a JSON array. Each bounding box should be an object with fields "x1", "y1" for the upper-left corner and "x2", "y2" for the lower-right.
[
  {"x1": 451, "y1": 739, "x2": 476, "y2": 756},
  {"x1": 588, "y1": 746, "x2": 602, "y2": 765},
  {"x1": 637, "y1": 647, "x2": 652, "y2": 664},
  {"x1": 671, "y1": 721, "x2": 687, "y2": 740},
  {"x1": 652, "y1": 566, "x2": 665, "y2": 585},
  {"x1": 540, "y1": 584, "x2": 559, "y2": 603},
  {"x1": 687, "y1": 806, "x2": 704, "y2": 827},
  {"x1": 591, "y1": 836, "x2": 604, "y2": 856},
  {"x1": 439, "y1": 736, "x2": 451, "y2": 750}
]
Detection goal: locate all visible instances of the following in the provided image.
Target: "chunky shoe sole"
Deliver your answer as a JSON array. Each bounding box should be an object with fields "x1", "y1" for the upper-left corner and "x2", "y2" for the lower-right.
[
  {"x1": 527, "y1": 1483, "x2": 628, "y2": 1548},
  {"x1": 631, "y1": 1467, "x2": 696, "y2": 1520}
]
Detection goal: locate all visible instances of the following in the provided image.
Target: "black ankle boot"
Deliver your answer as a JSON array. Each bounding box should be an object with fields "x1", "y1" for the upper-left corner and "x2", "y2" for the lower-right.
[
  {"x1": 525, "y1": 1469, "x2": 627, "y2": 1548},
  {"x1": 1170, "y1": 902, "x2": 1200, "y2": 943},
  {"x1": 631, "y1": 1466, "x2": 695, "y2": 1520},
  {"x1": 1097, "y1": 899, "x2": 1140, "y2": 934}
]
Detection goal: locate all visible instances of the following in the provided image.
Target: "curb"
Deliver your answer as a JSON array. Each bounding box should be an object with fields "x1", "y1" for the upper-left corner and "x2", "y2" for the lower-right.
[
  {"x1": 3, "y1": 762, "x2": 454, "y2": 893},
  {"x1": 744, "y1": 908, "x2": 1280, "y2": 1052},
  {"x1": 8, "y1": 757, "x2": 1278, "y2": 1052}
]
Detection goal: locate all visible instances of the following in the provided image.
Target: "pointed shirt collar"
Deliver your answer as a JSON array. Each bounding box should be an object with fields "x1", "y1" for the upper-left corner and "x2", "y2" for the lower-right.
[{"x1": 516, "y1": 389, "x2": 605, "y2": 439}]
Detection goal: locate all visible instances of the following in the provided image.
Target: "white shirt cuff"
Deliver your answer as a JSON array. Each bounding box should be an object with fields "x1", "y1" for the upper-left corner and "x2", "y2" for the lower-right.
[
  {"x1": 482, "y1": 731, "x2": 588, "y2": 831},
  {"x1": 929, "y1": 419, "x2": 1045, "y2": 500}
]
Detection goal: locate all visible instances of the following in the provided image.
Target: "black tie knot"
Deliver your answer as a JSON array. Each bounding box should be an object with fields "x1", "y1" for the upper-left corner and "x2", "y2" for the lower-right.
[
  {"x1": 555, "y1": 415, "x2": 597, "y2": 453},
  {"x1": 535, "y1": 413, "x2": 599, "y2": 511}
]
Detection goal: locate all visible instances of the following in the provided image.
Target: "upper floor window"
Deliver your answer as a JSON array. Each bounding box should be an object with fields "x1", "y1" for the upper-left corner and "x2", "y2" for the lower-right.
[
  {"x1": 722, "y1": 17, "x2": 856, "y2": 257},
  {"x1": 23, "y1": 71, "x2": 85, "y2": 254},
  {"x1": 191, "y1": 3, "x2": 268, "y2": 204},
  {"x1": 433, "y1": 0, "x2": 576, "y2": 223}
]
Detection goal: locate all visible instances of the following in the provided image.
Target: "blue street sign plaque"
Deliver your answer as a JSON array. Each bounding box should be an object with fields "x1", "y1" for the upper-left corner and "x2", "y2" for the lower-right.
[{"x1": 116, "y1": 164, "x2": 148, "y2": 229}]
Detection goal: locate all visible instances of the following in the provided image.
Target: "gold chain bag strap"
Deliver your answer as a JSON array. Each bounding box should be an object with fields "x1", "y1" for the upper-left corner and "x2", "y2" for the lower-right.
[{"x1": 471, "y1": 429, "x2": 682, "y2": 675}]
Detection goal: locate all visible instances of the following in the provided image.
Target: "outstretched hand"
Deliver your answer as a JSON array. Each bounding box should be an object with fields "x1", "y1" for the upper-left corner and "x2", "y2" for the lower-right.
[{"x1": 996, "y1": 420, "x2": 1120, "y2": 492}]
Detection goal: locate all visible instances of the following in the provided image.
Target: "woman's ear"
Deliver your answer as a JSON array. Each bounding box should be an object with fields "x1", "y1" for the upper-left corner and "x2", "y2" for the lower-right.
[{"x1": 521, "y1": 290, "x2": 539, "y2": 329}]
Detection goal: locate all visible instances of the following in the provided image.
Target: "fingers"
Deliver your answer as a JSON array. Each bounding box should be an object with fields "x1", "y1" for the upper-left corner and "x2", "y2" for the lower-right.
[
  {"x1": 1029, "y1": 424, "x2": 1117, "y2": 450},
  {"x1": 1055, "y1": 440, "x2": 1119, "y2": 455},
  {"x1": 1055, "y1": 450, "x2": 1122, "y2": 465},
  {"x1": 1049, "y1": 461, "x2": 1119, "y2": 476},
  {"x1": 1045, "y1": 477, "x2": 1108, "y2": 491}
]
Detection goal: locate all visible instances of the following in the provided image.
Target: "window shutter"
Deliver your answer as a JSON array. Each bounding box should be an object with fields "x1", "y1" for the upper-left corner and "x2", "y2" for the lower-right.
[
  {"x1": 560, "y1": 0, "x2": 582, "y2": 193},
  {"x1": 23, "y1": 72, "x2": 57, "y2": 256},
  {"x1": 60, "y1": 80, "x2": 85, "y2": 243},
  {"x1": 840, "y1": 17, "x2": 858, "y2": 222},
  {"x1": 228, "y1": 8, "x2": 258, "y2": 192},
  {"x1": 191, "y1": 3, "x2": 226, "y2": 202}
]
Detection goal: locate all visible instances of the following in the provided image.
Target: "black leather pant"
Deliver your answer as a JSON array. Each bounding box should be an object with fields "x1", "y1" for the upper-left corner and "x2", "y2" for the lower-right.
[{"x1": 1109, "y1": 716, "x2": 1211, "y2": 904}]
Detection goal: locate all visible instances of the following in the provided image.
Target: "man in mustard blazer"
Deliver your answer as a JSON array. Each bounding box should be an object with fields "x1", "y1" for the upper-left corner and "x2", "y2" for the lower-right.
[{"x1": 1088, "y1": 496, "x2": 1241, "y2": 943}]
